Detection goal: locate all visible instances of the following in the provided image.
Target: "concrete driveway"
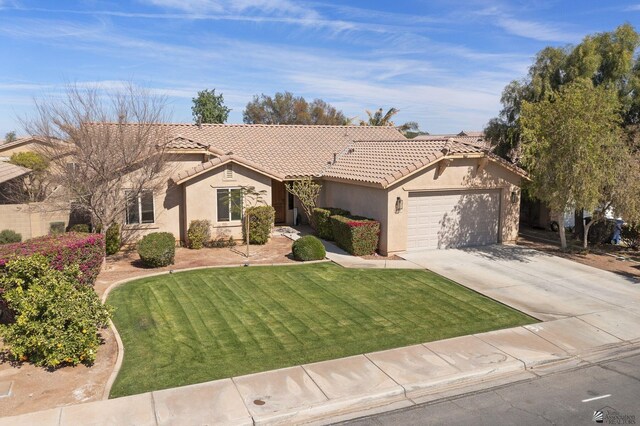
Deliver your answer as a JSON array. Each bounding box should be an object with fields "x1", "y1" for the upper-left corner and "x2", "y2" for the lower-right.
[{"x1": 400, "y1": 245, "x2": 640, "y2": 322}]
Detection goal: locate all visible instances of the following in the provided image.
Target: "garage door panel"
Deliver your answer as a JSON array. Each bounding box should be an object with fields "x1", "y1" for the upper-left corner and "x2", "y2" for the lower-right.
[{"x1": 407, "y1": 191, "x2": 500, "y2": 250}]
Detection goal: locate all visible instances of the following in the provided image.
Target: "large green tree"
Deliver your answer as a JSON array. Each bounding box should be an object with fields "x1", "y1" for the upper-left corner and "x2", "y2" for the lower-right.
[
  {"x1": 243, "y1": 92, "x2": 349, "y2": 125},
  {"x1": 520, "y1": 81, "x2": 635, "y2": 249},
  {"x1": 192, "y1": 89, "x2": 230, "y2": 124},
  {"x1": 487, "y1": 24, "x2": 640, "y2": 162}
]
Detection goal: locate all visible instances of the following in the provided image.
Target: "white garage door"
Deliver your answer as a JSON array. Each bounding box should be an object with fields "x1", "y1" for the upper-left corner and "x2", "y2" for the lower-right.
[{"x1": 407, "y1": 190, "x2": 500, "y2": 250}]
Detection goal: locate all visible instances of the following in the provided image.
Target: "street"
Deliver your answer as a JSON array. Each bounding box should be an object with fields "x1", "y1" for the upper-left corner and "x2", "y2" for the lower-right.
[{"x1": 339, "y1": 353, "x2": 640, "y2": 425}]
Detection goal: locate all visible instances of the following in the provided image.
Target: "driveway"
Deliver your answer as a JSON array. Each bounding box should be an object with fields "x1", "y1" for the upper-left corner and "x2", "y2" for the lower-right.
[{"x1": 400, "y1": 245, "x2": 640, "y2": 322}]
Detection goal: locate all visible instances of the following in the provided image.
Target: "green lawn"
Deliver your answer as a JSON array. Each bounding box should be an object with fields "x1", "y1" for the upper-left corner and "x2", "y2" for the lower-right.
[{"x1": 108, "y1": 263, "x2": 535, "y2": 397}]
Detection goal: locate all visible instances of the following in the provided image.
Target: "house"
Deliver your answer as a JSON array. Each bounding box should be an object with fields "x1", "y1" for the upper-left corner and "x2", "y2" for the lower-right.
[
  {"x1": 0, "y1": 161, "x2": 31, "y2": 203},
  {"x1": 1, "y1": 124, "x2": 526, "y2": 255},
  {"x1": 0, "y1": 136, "x2": 51, "y2": 161},
  {"x1": 125, "y1": 124, "x2": 524, "y2": 255}
]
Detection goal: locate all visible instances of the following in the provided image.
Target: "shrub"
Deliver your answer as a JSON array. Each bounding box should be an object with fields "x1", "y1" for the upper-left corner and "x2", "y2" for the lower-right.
[
  {"x1": 0, "y1": 255, "x2": 111, "y2": 367},
  {"x1": 312, "y1": 207, "x2": 351, "y2": 240},
  {"x1": 68, "y1": 224, "x2": 90, "y2": 233},
  {"x1": 292, "y1": 235, "x2": 326, "y2": 261},
  {"x1": 330, "y1": 215, "x2": 381, "y2": 256},
  {"x1": 622, "y1": 224, "x2": 640, "y2": 250},
  {"x1": 0, "y1": 233, "x2": 105, "y2": 286},
  {"x1": 587, "y1": 219, "x2": 615, "y2": 244},
  {"x1": 105, "y1": 223, "x2": 121, "y2": 256},
  {"x1": 49, "y1": 221, "x2": 65, "y2": 234},
  {"x1": 0, "y1": 229, "x2": 22, "y2": 245},
  {"x1": 137, "y1": 232, "x2": 175, "y2": 268},
  {"x1": 243, "y1": 206, "x2": 275, "y2": 245},
  {"x1": 187, "y1": 220, "x2": 211, "y2": 249}
]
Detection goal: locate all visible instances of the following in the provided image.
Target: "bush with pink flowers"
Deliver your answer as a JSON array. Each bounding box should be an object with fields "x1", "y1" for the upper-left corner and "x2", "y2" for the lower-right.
[{"x1": 0, "y1": 233, "x2": 105, "y2": 286}]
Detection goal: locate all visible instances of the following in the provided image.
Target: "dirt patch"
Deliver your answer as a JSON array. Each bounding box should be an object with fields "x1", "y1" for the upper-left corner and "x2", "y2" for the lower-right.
[
  {"x1": 361, "y1": 253, "x2": 403, "y2": 261},
  {"x1": 0, "y1": 235, "x2": 295, "y2": 416},
  {"x1": 518, "y1": 229, "x2": 640, "y2": 280}
]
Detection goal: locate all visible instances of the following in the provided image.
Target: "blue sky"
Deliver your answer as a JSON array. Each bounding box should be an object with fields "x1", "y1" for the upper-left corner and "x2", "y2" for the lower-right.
[{"x1": 1, "y1": 1, "x2": 638, "y2": 136}]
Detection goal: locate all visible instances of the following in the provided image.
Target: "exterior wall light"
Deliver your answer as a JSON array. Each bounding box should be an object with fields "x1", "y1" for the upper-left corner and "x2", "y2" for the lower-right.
[
  {"x1": 511, "y1": 190, "x2": 519, "y2": 204},
  {"x1": 395, "y1": 196, "x2": 403, "y2": 213}
]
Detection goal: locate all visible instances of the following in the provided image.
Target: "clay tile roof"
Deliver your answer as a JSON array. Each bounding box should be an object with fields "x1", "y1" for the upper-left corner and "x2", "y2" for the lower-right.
[
  {"x1": 322, "y1": 138, "x2": 492, "y2": 187},
  {"x1": 167, "y1": 136, "x2": 209, "y2": 150},
  {"x1": 0, "y1": 161, "x2": 31, "y2": 184},
  {"x1": 173, "y1": 153, "x2": 286, "y2": 184},
  {"x1": 102, "y1": 123, "x2": 405, "y2": 179},
  {"x1": 414, "y1": 132, "x2": 490, "y2": 150}
]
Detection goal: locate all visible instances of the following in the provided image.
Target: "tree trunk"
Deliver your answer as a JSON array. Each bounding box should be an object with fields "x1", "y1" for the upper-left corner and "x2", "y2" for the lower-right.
[
  {"x1": 583, "y1": 219, "x2": 594, "y2": 249},
  {"x1": 245, "y1": 214, "x2": 250, "y2": 258},
  {"x1": 557, "y1": 212, "x2": 567, "y2": 249}
]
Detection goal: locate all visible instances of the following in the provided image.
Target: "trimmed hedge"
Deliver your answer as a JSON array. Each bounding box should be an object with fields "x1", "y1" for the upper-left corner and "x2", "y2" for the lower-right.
[
  {"x1": 330, "y1": 215, "x2": 381, "y2": 256},
  {"x1": 105, "y1": 223, "x2": 121, "y2": 256},
  {"x1": 243, "y1": 206, "x2": 275, "y2": 245},
  {"x1": 0, "y1": 233, "x2": 105, "y2": 286},
  {"x1": 312, "y1": 207, "x2": 350, "y2": 240},
  {"x1": 292, "y1": 235, "x2": 326, "y2": 261},
  {"x1": 0, "y1": 229, "x2": 22, "y2": 245},
  {"x1": 68, "y1": 224, "x2": 90, "y2": 233},
  {"x1": 187, "y1": 220, "x2": 211, "y2": 249},
  {"x1": 137, "y1": 232, "x2": 175, "y2": 268}
]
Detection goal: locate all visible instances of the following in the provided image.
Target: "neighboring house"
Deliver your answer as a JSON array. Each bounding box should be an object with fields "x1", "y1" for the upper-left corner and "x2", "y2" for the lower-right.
[
  {"x1": 124, "y1": 124, "x2": 525, "y2": 255},
  {"x1": 0, "y1": 135, "x2": 51, "y2": 160},
  {"x1": 0, "y1": 161, "x2": 31, "y2": 203}
]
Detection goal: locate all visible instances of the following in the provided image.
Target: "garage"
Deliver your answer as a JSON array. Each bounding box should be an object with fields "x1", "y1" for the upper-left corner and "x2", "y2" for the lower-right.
[{"x1": 407, "y1": 190, "x2": 500, "y2": 250}]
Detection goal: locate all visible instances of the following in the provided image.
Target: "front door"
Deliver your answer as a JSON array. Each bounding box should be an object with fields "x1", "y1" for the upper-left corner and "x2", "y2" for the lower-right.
[{"x1": 272, "y1": 180, "x2": 287, "y2": 224}]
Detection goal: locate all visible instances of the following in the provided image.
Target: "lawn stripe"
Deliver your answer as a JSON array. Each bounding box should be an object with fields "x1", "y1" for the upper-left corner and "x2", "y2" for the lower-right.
[{"x1": 109, "y1": 263, "x2": 535, "y2": 397}]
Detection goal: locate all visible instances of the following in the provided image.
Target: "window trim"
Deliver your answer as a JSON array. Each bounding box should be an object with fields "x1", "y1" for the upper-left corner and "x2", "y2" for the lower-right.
[
  {"x1": 216, "y1": 187, "x2": 243, "y2": 223},
  {"x1": 125, "y1": 190, "x2": 155, "y2": 225}
]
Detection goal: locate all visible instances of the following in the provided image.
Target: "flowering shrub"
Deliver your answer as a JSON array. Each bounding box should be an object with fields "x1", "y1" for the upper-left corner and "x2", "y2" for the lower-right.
[
  {"x1": 0, "y1": 255, "x2": 111, "y2": 368},
  {"x1": 330, "y1": 215, "x2": 381, "y2": 256},
  {"x1": 0, "y1": 232, "x2": 105, "y2": 286}
]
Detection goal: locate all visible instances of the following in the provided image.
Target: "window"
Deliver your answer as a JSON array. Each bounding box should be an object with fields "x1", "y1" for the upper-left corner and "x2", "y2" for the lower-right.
[
  {"x1": 125, "y1": 190, "x2": 155, "y2": 225},
  {"x1": 217, "y1": 188, "x2": 242, "y2": 222}
]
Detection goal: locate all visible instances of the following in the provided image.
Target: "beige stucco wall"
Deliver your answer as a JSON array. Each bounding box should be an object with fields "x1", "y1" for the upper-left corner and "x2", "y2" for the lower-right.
[
  {"x1": 183, "y1": 163, "x2": 272, "y2": 241},
  {"x1": 322, "y1": 157, "x2": 522, "y2": 255},
  {"x1": 0, "y1": 203, "x2": 70, "y2": 240},
  {"x1": 320, "y1": 181, "x2": 390, "y2": 253},
  {"x1": 121, "y1": 154, "x2": 206, "y2": 242}
]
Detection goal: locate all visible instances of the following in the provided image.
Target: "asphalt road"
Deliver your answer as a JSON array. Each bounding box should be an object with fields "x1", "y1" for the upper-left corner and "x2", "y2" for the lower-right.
[{"x1": 339, "y1": 353, "x2": 640, "y2": 425}]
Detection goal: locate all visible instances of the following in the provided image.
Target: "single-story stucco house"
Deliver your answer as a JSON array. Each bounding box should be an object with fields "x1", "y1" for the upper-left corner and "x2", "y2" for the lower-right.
[
  {"x1": 112, "y1": 123, "x2": 524, "y2": 256},
  {"x1": 0, "y1": 125, "x2": 526, "y2": 255}
]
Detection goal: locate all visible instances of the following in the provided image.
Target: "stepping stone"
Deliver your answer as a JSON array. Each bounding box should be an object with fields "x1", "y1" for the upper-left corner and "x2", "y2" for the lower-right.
[{"x1": 0, "y1": 381, "x2": 13, "y2": 398}]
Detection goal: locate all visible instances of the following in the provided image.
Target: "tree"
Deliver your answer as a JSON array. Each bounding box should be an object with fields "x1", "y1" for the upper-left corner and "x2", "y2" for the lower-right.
[
  {"x1": 520, "y1": 81, "x2": 627, "y2": 249},
  {"x1": 486, "y1": 24, "x2": 640, "y2": 162},
  {"x1": 191, "y1": 89, "x2": 230, "y2": 124},
  {"x1": 285, "y1": 177, "x2": 322, "y2": 227},
  {"x1": 221, "y1": 185, "x2": 268, "y2": 257},
  {"x1": 4, "y1": 131, "x2": 17, "y2": 144},
  {"x1": 24, "y1": 83, "x2": 173, "y2": 233},
  {"x1": 243, "y1": 91, "x2": 348, "y2": 125},
  {"x1": 359, "y1": 107, "x2": 422, "y2": 136},
  {"x1": 7, "y1": 151, "x2": 50, "y2": 203},
  {"x1": 360, "y1": 107, "x2": 399, "y2": 126}
]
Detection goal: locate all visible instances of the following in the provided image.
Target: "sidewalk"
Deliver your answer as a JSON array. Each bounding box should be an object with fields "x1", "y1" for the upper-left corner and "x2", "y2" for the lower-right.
[
  {"x1": 3, "y1": 313, "x2": 640, "y2": 425},
  {"x1": 5, "y1": 241, "x2": 640, "y2": 425}
]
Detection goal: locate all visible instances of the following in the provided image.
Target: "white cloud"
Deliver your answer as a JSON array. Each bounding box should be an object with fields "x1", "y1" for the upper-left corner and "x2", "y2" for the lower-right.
[
  {"x1": 143, "y1": 0, "x2": 320, "y2": 19},
  {"x1": 496, "y1": 16, "x2": 582, "y2": 43}
]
